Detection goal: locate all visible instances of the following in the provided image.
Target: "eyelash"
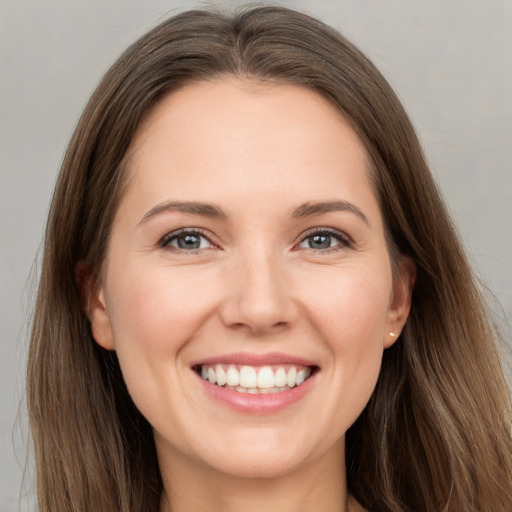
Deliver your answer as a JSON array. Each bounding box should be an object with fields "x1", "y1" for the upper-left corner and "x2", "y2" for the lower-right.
[
  {"x1": 296, "y1": 228, "x2": 352, "y2": 253},
  {"x1": 159, "y1": 228, "x2": 216, "y2": 253},
  {"x1": 159, "y1": 227, "x2": 352, "y2": 254}
]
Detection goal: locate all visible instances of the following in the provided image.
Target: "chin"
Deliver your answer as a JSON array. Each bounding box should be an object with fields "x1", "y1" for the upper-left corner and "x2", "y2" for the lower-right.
[
  {"x1": 205, "y1": 450, "x2": 310, "y2": 480},
  {"x1": 189, "y1": 429, "x2": 336, "y2": 481}
]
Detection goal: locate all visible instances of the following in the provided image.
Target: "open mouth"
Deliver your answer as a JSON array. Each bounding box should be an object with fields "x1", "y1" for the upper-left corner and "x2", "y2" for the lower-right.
[{"x1": 193, "y1": 363, "x2": 319, "y2": 395}]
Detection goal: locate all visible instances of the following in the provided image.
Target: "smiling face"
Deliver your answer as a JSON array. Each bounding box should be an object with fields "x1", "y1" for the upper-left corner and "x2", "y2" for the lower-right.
[{"x1": 88, "y1": 79, "x2": 413, "y2": 481}]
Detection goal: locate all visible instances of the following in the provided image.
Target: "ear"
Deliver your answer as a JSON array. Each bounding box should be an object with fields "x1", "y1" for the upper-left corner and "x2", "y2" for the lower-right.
[
  {"x1": 384, "y1": 256, "x2": 416, "y2": 348},
  {"x1": 75, "y1": 261, "x2": 116, "y2": 351}
]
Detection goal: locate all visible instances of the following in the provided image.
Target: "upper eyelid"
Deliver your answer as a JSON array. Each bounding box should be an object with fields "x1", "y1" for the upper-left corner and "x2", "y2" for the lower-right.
[
  {"x1": 159, "y1": 226, "x2": 352, "y2": 249},
  {"x1": 296, "y1": 226, "x2": 352, "y2": 244},
  {"x1": 159, "y1": 228, "x2": 217, "y2": 247}
]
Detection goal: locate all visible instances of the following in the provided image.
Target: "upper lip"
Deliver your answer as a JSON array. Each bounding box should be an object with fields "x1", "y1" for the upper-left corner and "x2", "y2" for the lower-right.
[{"x1": 191, "y1": 352, "x2": 318, "y2": 368}]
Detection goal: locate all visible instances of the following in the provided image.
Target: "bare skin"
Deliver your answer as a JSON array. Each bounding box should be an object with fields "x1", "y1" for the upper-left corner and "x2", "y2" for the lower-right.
[
  {"x1": 159, "y1": 437, "x2": 358, "y2": 512},
  {"x1": 88, "y1": 78, "x2": 413, "y2": 512}
]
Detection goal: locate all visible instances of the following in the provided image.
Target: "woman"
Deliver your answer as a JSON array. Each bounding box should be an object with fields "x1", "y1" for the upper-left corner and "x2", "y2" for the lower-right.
[{"x1": 27, "y1": 5, "x2": 512, "y2": 512}]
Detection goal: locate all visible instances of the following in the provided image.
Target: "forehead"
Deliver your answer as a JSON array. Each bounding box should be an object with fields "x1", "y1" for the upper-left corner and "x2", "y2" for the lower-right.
[{"x1": 119, "y1": 78, "x2": 379, "y2": 223}]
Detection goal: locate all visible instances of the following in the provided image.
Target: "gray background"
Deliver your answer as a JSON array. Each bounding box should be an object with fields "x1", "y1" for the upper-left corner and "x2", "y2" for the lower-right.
[{"x1": 1, "y1": 0, "x2": 511, "y2": 509}]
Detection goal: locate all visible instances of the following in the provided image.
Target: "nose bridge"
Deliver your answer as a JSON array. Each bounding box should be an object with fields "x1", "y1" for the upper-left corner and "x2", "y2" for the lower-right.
[{"x1": 220, "y1": 244, "x2": 296, "y2": 334}]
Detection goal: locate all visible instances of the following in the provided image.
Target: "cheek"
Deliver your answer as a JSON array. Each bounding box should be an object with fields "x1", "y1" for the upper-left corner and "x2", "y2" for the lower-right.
[
  {"x1": 305, "y1": 265, "x2": 391, "y2": 344},
  {"x1": 104, "y1": 265, "x2": 216, "y2": 408},
  {"x1": 298, "y1": 264, "x2": 392, "y2": 393},
  {"x1": 107, "y1": 264, "x2": 213, "y2": 353}
]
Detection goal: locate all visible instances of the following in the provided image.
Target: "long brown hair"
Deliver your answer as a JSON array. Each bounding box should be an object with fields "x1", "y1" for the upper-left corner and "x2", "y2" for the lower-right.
[{"x1": 27, "y1": 6, "x2": 512, "y2": 511}]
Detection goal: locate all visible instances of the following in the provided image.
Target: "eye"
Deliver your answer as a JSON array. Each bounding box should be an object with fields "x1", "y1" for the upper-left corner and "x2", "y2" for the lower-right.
[
  {"x1": 297, "y1": 228, "x2": 351, "y2": 252},
  {"x1": 160, "y1": 229, "x2": 215, "y2": 251}
]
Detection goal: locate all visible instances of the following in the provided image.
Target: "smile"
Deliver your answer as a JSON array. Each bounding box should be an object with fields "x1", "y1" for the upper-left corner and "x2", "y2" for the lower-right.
[{"x1": 196, "y1": 364, "x2": 314, "y2": 394}]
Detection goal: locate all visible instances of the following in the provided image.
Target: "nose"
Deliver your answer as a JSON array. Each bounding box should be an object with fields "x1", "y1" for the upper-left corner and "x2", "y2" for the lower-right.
[{"x1": 219, "y1": 250, "x2": 298, "y2": 335}]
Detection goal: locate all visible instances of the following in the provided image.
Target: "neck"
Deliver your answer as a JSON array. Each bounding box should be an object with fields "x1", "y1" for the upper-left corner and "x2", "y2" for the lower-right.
[{"x1": 158, "y1": 438, "x2": 362, "y2": 512}]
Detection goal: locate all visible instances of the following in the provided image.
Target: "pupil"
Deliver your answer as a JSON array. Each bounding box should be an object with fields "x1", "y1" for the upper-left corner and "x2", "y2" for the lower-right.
[
  {"x1": 310, "y1": 234, "x2": 330, "y2": 249},
  {"x1": 178, "y1": 234, "x2": 200, "y2": 249}
]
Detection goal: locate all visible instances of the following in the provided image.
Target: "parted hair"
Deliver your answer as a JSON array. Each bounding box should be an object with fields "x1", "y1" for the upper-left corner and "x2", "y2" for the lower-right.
[{"x1": 27, "y1": 6, "x2": 512, "y2": 512}]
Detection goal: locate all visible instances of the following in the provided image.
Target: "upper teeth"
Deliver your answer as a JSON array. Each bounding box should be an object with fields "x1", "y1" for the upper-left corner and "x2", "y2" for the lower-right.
[{"x1": 200, "y1": 364, "x2": 312, "y2": 390}]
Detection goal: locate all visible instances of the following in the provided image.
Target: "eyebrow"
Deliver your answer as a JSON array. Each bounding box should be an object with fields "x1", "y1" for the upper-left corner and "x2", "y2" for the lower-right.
[
  {"x1": 292, "y1": 200, "x2": 370, "y2": 226},
  {"x1": 139, "y1": 200, "x2": 228, "y2": 224},
  {"x1": 139, "y1": 199, "x2": 369, "y2": 226}
]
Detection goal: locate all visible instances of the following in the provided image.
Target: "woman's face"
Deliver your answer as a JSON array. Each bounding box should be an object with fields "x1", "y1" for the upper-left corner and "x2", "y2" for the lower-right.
[{"x1": 89, "y1": 79, "x2": 413, "y2": 479}]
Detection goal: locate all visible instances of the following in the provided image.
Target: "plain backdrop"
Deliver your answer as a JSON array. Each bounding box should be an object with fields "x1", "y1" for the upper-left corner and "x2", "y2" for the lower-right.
[{"x1": 1, "y1": 0, "x2": 511, "y2": 509}]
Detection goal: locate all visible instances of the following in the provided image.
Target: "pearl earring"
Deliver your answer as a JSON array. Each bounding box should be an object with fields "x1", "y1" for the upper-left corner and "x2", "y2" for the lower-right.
[{"x1": 389, "y1": 332, "x2": 396, "y2": 337}]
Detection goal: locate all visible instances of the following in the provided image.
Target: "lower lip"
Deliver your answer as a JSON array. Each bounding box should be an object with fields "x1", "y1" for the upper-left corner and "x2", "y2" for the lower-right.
[{"x1": 194, "y1": 370, "x2": 317, "y2": 414}]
